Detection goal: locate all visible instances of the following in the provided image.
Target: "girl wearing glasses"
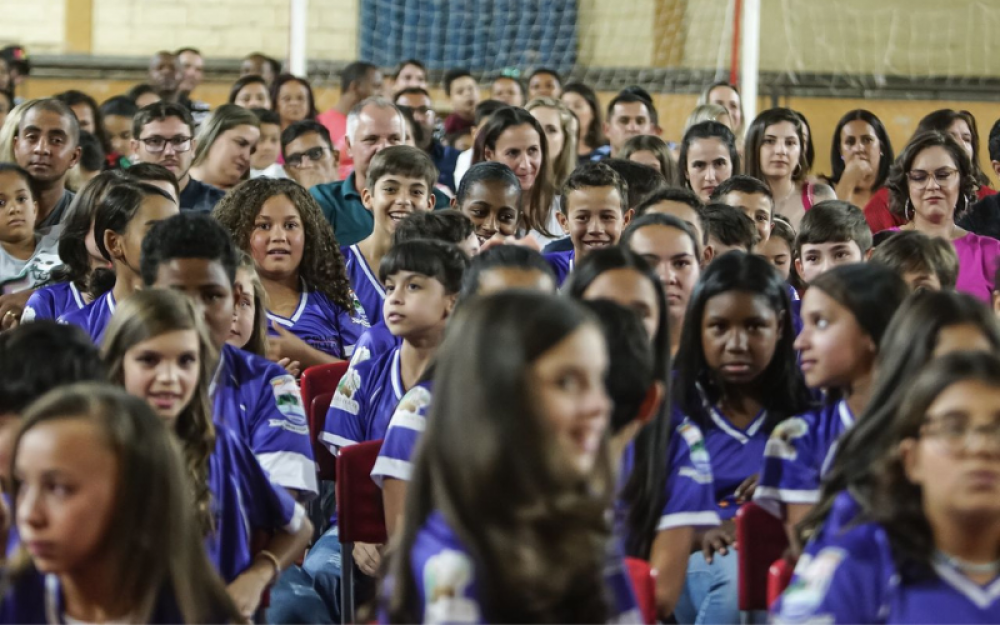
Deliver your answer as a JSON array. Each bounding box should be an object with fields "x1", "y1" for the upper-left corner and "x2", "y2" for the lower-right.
[
  {"x1": 773, "y1": 352, "x2": 1000, "y2": 623},
  {"x1": 886, "y1": 131, "x2": 1000, "y2": 302}
]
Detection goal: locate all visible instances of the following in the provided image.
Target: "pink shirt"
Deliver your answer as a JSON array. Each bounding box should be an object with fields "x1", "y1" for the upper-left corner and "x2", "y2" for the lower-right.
[
  {"x1": 953, "y1": 231, "x2": 1000, "y2": 303},
  {"x1": 317, "y1": 108, "x2": 354, "y2": 180}
]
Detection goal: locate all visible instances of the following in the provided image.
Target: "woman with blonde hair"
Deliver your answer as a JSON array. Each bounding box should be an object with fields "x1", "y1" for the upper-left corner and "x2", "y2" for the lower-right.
[
  {"x1": 188, "y1": 104, "x2": 260, "y2": 191},
  {"x1": 526, "y1": 96, "x2": 578, "y2": 188},
  {"x1": 0, "y1": 98, "x2": 37, "y2": 163}
]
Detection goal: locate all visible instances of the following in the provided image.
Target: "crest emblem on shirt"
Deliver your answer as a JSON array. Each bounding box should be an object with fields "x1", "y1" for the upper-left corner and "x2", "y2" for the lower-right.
[
  {"x1": 332, "y1": 367, "x2": 362, "y2": 414},
  {"x1": 765, "y1": 417, "x2": 809, "y2": 461},
  {"x1": 678, "y1": 420, "x2": 713, "y2": 480},
  {"x1": 270, "y1": 375, "x2": 307, "y2": 426},
  {"x1": 423, "y1": 549, "x2": 480, "y2": 623},
  {"x1": 397, "y1": 385, "x2": 431, "y2": 416},
  {"x1": 780, "y1": 547, "x2": 845, "y2": 620},
  {"x1": 348, "y1": 289, "x2": 371, "y2": 327}
]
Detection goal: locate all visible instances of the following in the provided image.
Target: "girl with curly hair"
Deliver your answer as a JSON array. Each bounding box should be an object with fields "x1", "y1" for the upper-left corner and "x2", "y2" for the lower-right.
[{"x1": 213, "y1": 178, "x2": 369, "y2": 368}]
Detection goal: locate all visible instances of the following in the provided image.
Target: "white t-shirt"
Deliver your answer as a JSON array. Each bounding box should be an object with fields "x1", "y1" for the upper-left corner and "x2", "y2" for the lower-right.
[
  {"x1": 251, "y1": 163, "x2": 288, "y2": 179},
  {"x1": 453, "y1": 149, "x2": 473, "y2": 189},
  {"x1": 0, "y1": 230, "x2": 62, "y2": 294}
]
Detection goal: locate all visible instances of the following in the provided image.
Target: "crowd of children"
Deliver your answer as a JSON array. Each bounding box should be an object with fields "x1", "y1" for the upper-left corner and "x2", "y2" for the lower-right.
[{"x1": 0, "y1": 46, "x2": 999, "y2": 624}]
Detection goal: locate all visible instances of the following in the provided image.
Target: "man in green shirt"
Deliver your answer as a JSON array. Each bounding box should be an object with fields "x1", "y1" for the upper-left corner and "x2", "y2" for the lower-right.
[{"x1": 310, "y1": 97, "x2": 449, "y2": 246}]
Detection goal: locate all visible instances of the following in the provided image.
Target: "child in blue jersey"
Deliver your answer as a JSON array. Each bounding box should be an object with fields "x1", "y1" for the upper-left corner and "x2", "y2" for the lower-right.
[
  {"x1": 352, "y1": 209, "x2": 478, "y2": 363},
  {"x1": 756, "y1": 263, "x2": 908, "y2": 542},
  {"x1": 566, "y1": 247, "x2": 721, "y2": 620},
  {"x1": 229, "y1": 251, "x2": 302, "y2": 376},
  {"x1": 794, "y1": 200, "x2": 872, "y2": 286},
  {"x1": 797, "y1": 290, "x2": 1000, "y2": 559},
  {"x1": 101, "y1": 290, "x2": 314, "y2": 621},
  {"x1": 58, "y1": 182, "x2": 178, "y2": 343},
  {"x1": 213, "y1": 177, "x2": 368, "y2": 367},
  {"x1": 22, "y1": 172, "x2": 122, "y2": 323},
  {"x1": 545, "y1": 161, "x2": 633, "y2": 286},
  {"x1": 342, "y1": 145, "x2": 439, "y2": 324},
  {"x1": 0, "y1": 164, "x2": 62, "y2": 305},
  {"x1": 384, "y1": 291, "x2": 636, "y2": 623},
  {"x1": 453, "y1": 161, "x2": 523, "y2": 246},
  {"x1": 140, "y1": 212, "x2": 319, "y2": 498},
  {"x1": 0, "y1": 384, "x2": 242, "y2": 624},
  {"x1": 774, "y1": 352, "x2": 1000, "y2": 624},
  {"x1": 622, "y1": 214, "x2": 702, "y2": 357},
  {"x1": 374, "y1": 243, "x2": 556, "y2": 536},
  {"x1": 672, "y1": 250, "x2": 812, "y2": 625}
]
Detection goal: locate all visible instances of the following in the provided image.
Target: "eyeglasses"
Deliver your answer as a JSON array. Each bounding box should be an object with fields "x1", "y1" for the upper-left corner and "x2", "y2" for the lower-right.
[
  {"x1": 140, "y1": 135, "x2": 193, "y2": 153},
  {"x1": 922, "y1": 416, "x2": 1000, "y2": 452},
  {"x1": 906, "y1": 168, "x2": 958, "y2": 188},
  {"x1": 286, "y1": 146, "x2": 332, "y2": 168}
]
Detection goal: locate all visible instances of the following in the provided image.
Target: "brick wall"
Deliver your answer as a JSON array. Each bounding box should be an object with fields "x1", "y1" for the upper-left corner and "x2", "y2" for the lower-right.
[{"x1": 0, "y1": 0, "x2": 67, "y2": 53}]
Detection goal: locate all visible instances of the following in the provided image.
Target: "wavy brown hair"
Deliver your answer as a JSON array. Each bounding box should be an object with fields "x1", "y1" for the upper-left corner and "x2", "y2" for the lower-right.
[
  {"x1": 212, "y1": 177, "x2": 353, "y2": 310},
  {"x1": 886, "y1": 131, "x2": 979, "y2": 219},
  {"x1": 102, "y1": 289, "x2": 217, "y2": 537}
]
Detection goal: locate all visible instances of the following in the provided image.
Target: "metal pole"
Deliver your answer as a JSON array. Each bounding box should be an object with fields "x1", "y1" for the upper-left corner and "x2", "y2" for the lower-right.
[
  {"x1": 740, "y1": 0, "x2": 761, "y2": 124},
  {"x1": 289, "y1": 0, "x2": 309, "y2": 77}
]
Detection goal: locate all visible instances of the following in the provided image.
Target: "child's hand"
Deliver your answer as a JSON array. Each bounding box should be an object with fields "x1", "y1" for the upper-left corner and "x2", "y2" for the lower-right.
[
  {"x1": 268, "y1": 321, "x2": 312, "y2": 363},
  {"x1": 226, "y1": 562, "x2": 273, "y2": 622},
  {"x1": 0, "y1": 291, "x2": 30, "y2": 331},
  {"x1": 735, "y1": 474, "x2": 759, "y2": 504},
  {"x1": 700, "y1": 526, "x2": 736, "y2": 564},
  {"x1": 353, "y1": 542, "x2": 383, "y2": 577},
  {"x1": 277, "y1": 357, "x2": 302, "y2": 377}
]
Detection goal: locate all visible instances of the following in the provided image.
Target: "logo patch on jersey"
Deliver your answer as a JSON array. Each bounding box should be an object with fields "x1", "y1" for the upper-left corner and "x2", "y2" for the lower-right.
[
  {"x1": 270, "y1": 376, "x2": 307, "y2": 426},
  {"x1": 349, "y1": 289, "x2": 371, "y2": 327},
  {"x1": 678, "y1": 420, "x2": 713, "y2": 479},
  {"x1": 332, "y1": 367, "x2": 362, "y2": 414},
  {"x1": 780, "y1": 547, "x2": 845, "y2": 620},
  {"x1": 422, "y1": 549, "x2": 480, "y2": 623},
  {"x1": 349, "y1": 345, "x2": 372, "y2": 368},
  {"x1": 765, "y1": 417, "x2": 809, "y2": 461},
  {"x1": 396, "y1": 385, "x2": 431, "y2": 416}
]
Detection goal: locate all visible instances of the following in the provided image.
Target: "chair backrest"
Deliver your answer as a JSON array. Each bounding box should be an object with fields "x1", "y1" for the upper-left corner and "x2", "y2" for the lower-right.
[
  {"x1": 623, "y1": 557, "x2": 656, "y2": 625},
  {"x1": 767, "y1": 557, "x2": 795, "y2": 607},
  {"x1": 311, "y1": 393, "x2": 336, "y2": 480},
  {"x1": 736, "y1": 501, "x2": 790, "y2": 611},
  {"x1": 301, "y1": 361, "x2": 351, "y2": 407},
  {"x1": 336, "y1": 439, "x2": 388, "y2": 545}
]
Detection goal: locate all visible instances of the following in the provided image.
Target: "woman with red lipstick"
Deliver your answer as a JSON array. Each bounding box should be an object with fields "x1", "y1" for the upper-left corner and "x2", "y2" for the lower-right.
[
  {"x1": 887, "y1": 131, "x2": 1000, "y2": 303},
  {"x1": 189, "y1": 104, "x2": 260, "y2": 191},
  {"x1": 744, "y1": 108, "x2": 836, "y2": 231},
  {"x1": 671, "y1": 251, "x2": 811, "y2": 625}
]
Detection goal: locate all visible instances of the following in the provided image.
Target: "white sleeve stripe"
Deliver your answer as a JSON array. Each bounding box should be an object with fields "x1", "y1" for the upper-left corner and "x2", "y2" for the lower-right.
[
  {"x1": 371, "y1": 456, "x2": 412, "y2": 486},
  {"x1": 255, "y1": 451, "x2": 319, "y2": 497},
  {"x1": 753, "y1": 486, "x2": 821, "y2": 505},
  {"x1": 284, "y1": 502, "x2": 307, "y2": 534},
  {"x1": 387, "y1": 411, "x2": 426, "y2": 433},
  {"x1": 657, "y1": 511, "x2": 721, "y2": 531},
  {"x1": 318, "y1": 431, "x2": 357, "y2": 455}
]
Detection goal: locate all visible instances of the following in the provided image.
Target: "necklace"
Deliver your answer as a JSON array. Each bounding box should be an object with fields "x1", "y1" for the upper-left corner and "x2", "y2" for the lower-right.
[{"x1": 935, "y1": 549, "x2": 1000, "y2": 575}]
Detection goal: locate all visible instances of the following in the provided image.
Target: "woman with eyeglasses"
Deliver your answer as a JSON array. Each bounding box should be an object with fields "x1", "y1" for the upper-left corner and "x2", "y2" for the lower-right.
[
  {"x1": 886, "y1": 131, "x2": 1000, "y2": 303},
  {"x1": 188, "y1": 104, "x2": 260, "y2": 191}
]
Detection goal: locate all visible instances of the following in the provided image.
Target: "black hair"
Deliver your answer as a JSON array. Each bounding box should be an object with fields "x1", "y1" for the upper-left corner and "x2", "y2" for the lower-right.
[
  {"x1": 622, "y1": 213, "x2": 702, "y2": 259},
  {"x1": 127, "y1": 84, "x2": 159, "y2": 105},
  {"x1": 0, "y1": 162, "x2": 33, "y2": 192},
  {"x1": 828, "y1": 109, "x2": 894, "y2": 188},
  {"x1": 702, "y1": 203, "x2": 758, "y2": 251},
  {"x1": 792, "y1": 110, "x2": 815, "y2": 173},
  {"x1": 100, "y1": 95, "x2": 139, "y2": 119},
  {"x1": 474, "y1": 99, "x2": 507, "y2": 126},
  {"x1": 94, "y1": 182, "x2": 174, "y2": 264},
  {"x1": 743, "y1": 107, "x2": 807, "y2": 183},
  {"x1": 795, "y1": 199, "x2": 873, "y2": 255},
  {"x1": 602, "y1": 159, "x2": 666, "y2": 210},
  {"x1": 458, "y1": 244, "x2": 555, "y2": 304},
  {"x1": 618, "y1": 135, "x2": 681, "y2": 187},
  {"x1": 21, "y1": 98, "x2": 81, "y2": 147},
  {"x1": 55, "y1": 90, "x2": 109, "y2": 153},
  {"x1": 606, "y1": 91, "x2": 658, "y2": 127},
  {"x1": 140, "y1": 212, "x2": 238, "y2": 288},
  {"x1": 392, "y1": 59, "x2": 426, "y2": 79},
  {"x1": 916, "y1": 109, "x2": 991, "y2": 187},
  {"x1": 988, "y1": 118, "x2": 1000, "y2": 163},
  {"x1": 228, "y1": 74, "x2": 268, "y2": 105},
  {"x1": 456, "y1": 162, "x2": 523, "y2": 209},
  {"x1": 711, "y1": 174, "x2": 775, "y2": 222},
  {"x1": 251, "y1": 107, "x2": 281, "y2": 127},
  {"x1": 0, "y1": 322, "x2": 105, "y2": 415},
  {"x1": 378, "y1": 239, "x2": 469, "y2": 294},
  {"x1": 870, "y1": 230, "x2": 960, "y2": 290},
  {"x1": 675, "y1": 251, "x2": 811, "y2": 434},
  {"x1": 365, "y1": 144, "x2": 439, "y2": 192},
  {"x1": 636, "y1": 187, "x2": 703, "y2": 215},
  {"x1": 396, "y1": 104, "x2": 425, "y2": 147},
  {"x1": 528, "y1": 67, "x2": 562, "y2": 87},
  {"x1": 78, "y1": 131, "x2": 106, "y2": 172},
  {"x1": 886, "y1": 131, "x2": 979, "y2": 219},
  {"x1": 341, "y1": 61, "x2": 380, "y2": 93},
  {"x1": 561, "y1": 161, "x2": 629, "y2": 214},
  {"x1": 126, "y1": 162, "x2": 180, "y2": 199},
  {"x1": 562, "y1": 82, "x2": 608, "y2": 151},
  {"x1": 563, "y1": 246, "x2": 673, "y2": 559},
  {"x1": 678, "y1": 121, "x2": 741, "y2": 182},
  {"x1": 393, "y1": 209, "x2": 474, "y2": 246},
  {"x1": 132, "y1": 101, "x2": 195, "y2": 139},
  {"x1": 443, "y1": 68, "x2": 474, "y2": 96},
  {"x1": 280, "y1": 120, "x2": 333, "y2": 157},
  {"x1": 580, "y1": 298, "x2": 653, "y2": 435},
  {"x1": 270, "y1": 74, "x2": 318, "y2": 120},
  {"x1": 394, "y1": 86, "x2": 431, "y2": 101}
]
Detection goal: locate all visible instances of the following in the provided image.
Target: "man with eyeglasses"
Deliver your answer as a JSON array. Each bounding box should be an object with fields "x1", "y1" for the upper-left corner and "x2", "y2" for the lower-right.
[
  {"x1": 280, "y1": 120, "x2": 340, "y2": 189},
  {"x1": 395, "y1": 87, "x2": 459, "y2": 193},
  {"x1": 130, "y1": 101, "x2": 224, "y2": 213}
]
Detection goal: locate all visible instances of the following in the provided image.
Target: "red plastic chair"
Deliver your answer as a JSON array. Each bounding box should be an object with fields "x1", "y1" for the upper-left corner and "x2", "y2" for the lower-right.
[
  {"x1": 336, "y1": 439, "x2": 387, "y2": 625},
  {"x1": 301, "y1": 362, "x2": 350, "y2": 481},
  {"x1": 624, "y1": 557, "x2": 657, "y2": 625},
  {"x1": 736, "y1": 502, "x2": 790, "y2": 615},
  {"x1": 767, "y1": 557, "x2": 795, "y2": 606}
]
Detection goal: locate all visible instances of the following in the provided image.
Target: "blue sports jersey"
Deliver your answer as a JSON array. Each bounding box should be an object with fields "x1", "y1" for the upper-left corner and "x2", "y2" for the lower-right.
[
  {"x1": 342, "y1": 244, "x2": 385, "y2": 324},
  {"x1": 408, "y1": 511, "x2": 642, "y2": 624},
  {"x1": 22, "y1": 281, "x2": 86, "y2": 322},
  {"x1": 791, "y1": 298, "x2": 803, "y2": 337},
  {"x1": 353, "y1": 318, "x2": 401, "y2": 364},
  {"x1": 772, "y1": 521, "x2": 1000, "y2": 624},
  {"x1": 543, "y1": 249, "x2": 575, "y2": 286},
  {"x1": 211, "y1": 343, "x2": 318, "y2": 496},
  {"x1": 57, "y1": 290, "x2": 115, "y2": 344},
  {"x1": 372, "y1": 381, "x2": 434, "y2": 486},
  {"x1": 616, "y1": 418, "x2": 720, "y2": 543},
  {"x1": 266, "y1": 281, "x2": 370, "y2": 359},
  {"x1": 680, "y1": 397, "x2": 770, "y2": 521},
  {"x1": 321, "y1": 347, "x2": 404, "y2": 453},
  {"x1": 755, "y1": 400, "x2": 855, "y2": 518},
  {"x1": 207, "y1": 423, "x2": 306, "y2": 583}
]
